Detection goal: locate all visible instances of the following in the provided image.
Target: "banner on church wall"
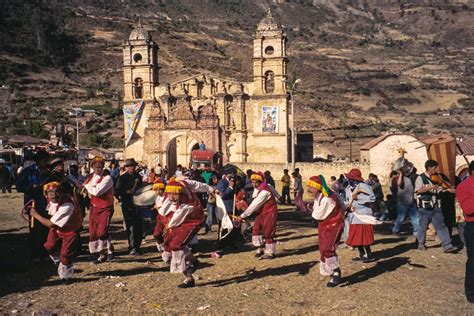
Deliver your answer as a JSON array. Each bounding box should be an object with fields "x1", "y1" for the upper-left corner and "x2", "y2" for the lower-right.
[
  {"x1": 262, "y1": 106, "x2": 278, "y2": 133},
  {"x1": 123, "y1": 100, "x2": 144, "y2": 146}
]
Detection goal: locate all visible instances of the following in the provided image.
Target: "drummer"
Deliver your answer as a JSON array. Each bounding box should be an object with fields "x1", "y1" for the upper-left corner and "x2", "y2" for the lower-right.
[{"x1": 115, "y1": 158, "x2": 143, "y2": 256}]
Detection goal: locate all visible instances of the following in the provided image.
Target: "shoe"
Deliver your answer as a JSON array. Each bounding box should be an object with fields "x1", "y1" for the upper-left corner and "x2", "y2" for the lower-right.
[
  {"x1": 177, "y1": 278, "x2": 195, "y2": 288},
  {"x1": 351, "y1": 255, "x2": 363, "y2": 262},
  {"x1": 254, "y1": 250, "x2": 264, "y2": 258},
  {"x1": 107, "y1": 253, "x2": 115, "y2": 262},
  {"x1": 361, "y1": 255, "x2": 375, "y2": 263},
  {"x1": 417, "y1": 245, "x2": 427, "y2": 251},
  {"x1": 259, "y1": 253, "x2": 275, "y2": 260},
  {"x1": 326, "y1": 270, "x2": 342, "y2": 288},
  {"x1": 93, "y1": 254, "x2": 107, "y2": 264},
  {"x1": 443, "y1": 246, "x2": 459, "y2": 254},
  {"x1": 129, "y1": 249, "x2": 141, "y2": 256}
]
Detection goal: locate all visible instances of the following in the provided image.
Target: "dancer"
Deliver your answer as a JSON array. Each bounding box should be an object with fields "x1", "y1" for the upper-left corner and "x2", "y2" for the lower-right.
[
  {"x1": 29, "y1": 181, "x2": 82, "y2": 283},
  {"x1": 306, "y1": 175, "x2": 345, "y2": 287},
  {"x1": 344, "y1": 168, "x2": 376, "y2": 262},
  {"x1": 237, "y1": 171, "x2": 278, "y2": 259},
  {"x1": 83, "y1": 156, "x2": 115, "y2": 263},
  {"x1": 160, "y1": 178, "x2": 215, "y2": 288},
  {"x1": 152, "y1": 178, "x2": 169, "y2": 257}
]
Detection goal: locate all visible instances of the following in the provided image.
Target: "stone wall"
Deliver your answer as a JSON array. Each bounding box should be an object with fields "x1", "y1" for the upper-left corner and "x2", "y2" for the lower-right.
[{"x1": 235, "y1": 161, "x2": 370, "y2": 190}]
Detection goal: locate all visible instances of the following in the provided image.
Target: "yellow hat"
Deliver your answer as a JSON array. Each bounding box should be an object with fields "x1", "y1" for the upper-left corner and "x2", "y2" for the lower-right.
[
  {"x1": 250, "y1": 172, "x2": 264, "y2": 182},
  {"x1": 164, "y1": 180, "x2": 183, "y2": 194},
  {"x1": 91, "y1": 156, "x2": 105, "y2": 166},
  {"x1": 152, "y1": 178, "x2": 165, "y2": 191},
  {"x1": 43, "y1": 181, "x2": 60, "y2": 195}
]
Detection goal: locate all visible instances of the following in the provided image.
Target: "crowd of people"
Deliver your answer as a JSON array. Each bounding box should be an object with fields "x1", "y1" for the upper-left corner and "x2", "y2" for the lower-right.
[{"x1": 11, "y1": 150, "x2": 474, "y2": 302}]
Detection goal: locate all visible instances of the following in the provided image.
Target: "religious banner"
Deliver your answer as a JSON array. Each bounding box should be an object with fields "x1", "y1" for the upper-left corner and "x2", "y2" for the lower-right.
[
  {"x1": 261, "y1": 106, "x2": 278, "y2": 133},
  {"x1": 123, "y1": 101, "x2": 144, "y2": 146}
]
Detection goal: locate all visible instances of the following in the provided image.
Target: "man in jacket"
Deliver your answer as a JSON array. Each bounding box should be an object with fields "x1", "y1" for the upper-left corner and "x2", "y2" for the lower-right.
[{"x1": 115, "y1": 158, "x2": 143, "y2": 255}]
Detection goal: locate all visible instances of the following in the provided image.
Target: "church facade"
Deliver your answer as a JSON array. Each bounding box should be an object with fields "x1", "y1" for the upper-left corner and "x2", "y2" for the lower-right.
[{"x1": 122, "y1": 11, "x2": 291, "y2": 171}]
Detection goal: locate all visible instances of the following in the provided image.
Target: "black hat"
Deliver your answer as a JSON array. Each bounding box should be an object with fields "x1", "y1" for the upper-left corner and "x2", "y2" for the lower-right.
[
  {"x1": 223, "y1": 165, "x2": 236, "y2": 175},
  {"x1": 124, "y1": 158, "x2": 138, "y2": 167},
  {"x1": 33, "y1": 150, "x2": 50, "y2": 162},
  {"x1": 50, "y1": 158, "x2": 64, "y2": 167}
]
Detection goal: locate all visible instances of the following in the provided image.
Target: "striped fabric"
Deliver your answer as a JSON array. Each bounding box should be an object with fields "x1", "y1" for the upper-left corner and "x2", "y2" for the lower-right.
[{"x1": 424, "y1": 135, "x2": 456, "y2": 184}]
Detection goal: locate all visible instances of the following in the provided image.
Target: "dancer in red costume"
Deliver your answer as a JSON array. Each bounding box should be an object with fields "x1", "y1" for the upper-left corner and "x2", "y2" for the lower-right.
[
  {"x1": 152, "y1": 178, "x2": 169, "y2": 259},
  {"x1": 160, "y1": 178, "x2": 215, "y2": 288},
  {"x1": 83, "y1": 156, "x2": 115, "y2": 263},
  {"x1": 306, "y1": 175, "x2": 345, "y2": 287},
  {"x1": 30, "y1": 181, "x2": 83, "y2": 283},
  {"x1": 237, "y1": 172, "x2": 279, "y2": 259}
]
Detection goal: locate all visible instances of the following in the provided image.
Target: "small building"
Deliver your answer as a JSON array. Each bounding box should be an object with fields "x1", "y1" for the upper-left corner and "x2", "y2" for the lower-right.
[{"x1": 360, "y1": 133, "x2": 428, "y2": 184}]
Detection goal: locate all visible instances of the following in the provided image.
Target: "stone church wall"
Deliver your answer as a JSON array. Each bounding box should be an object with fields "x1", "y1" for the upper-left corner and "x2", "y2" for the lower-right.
[{"x1": 235, "y1": 162, "x2": 370, "y2": 190}]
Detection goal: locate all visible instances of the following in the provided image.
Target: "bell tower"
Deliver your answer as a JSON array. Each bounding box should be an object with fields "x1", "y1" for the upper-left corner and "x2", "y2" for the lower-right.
[
  {"x1": 123, "y1": 20, "x2": 159, "y2": 102},
  {"x1": 253, "y1": 9, "x2": 287, "y2": 95}
]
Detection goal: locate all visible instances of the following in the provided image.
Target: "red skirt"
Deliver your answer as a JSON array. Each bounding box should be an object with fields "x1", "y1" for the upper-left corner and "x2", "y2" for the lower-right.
[{"x1": 346, "y1": 224, "x2": 374, "y2": 246}]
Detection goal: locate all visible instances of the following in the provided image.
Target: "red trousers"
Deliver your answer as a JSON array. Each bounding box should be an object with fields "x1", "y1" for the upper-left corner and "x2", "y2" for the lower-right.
[
  {"x1": 44, "y1": 228, "x2": 78, "y2": 265},
  {"x1": 153, "y1": 215, "x2": 168, "y2": 246},
  {"x1": 89, "y1": 206, "x2": 113, "y2": 242},
  {"x1": 318, "y1": 212, "x2": 344, "y2": 262},
  {"x1": 164, "y1": 220, "x2": 202, "y2": 252},
  {"x1": 253, "y1": 210, "x2": 277, "y2": 244}
]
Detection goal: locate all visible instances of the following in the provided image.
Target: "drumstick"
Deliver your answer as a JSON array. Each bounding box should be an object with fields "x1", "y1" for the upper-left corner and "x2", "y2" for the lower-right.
[
  {"x1": 232, "y1": 193, "x2": 236, "y2": 218},
  {"x1": 30, "y1": 201, "x2": 35, "y2": 228}
]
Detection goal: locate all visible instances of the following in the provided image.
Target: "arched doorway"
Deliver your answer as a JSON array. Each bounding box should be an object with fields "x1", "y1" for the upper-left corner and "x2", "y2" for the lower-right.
[{"x1": 166, "y1": 134, "x2": 199, "y2": 176}]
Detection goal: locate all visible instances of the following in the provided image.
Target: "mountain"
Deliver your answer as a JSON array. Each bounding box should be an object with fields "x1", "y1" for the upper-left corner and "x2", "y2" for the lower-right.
[{"x1": 0, "y1": 0, "x2": 473, "y2": 156}]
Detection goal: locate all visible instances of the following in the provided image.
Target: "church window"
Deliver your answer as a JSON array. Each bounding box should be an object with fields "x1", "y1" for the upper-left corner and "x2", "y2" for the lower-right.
[
  {"x1": 133, "y1": 53, "x2": 142, "y2": 63},
  {"x1": 134, "y1": 77, "x2": 143, "y2": 99},
  {"x1": 264, "y1": 46, "x2": 274, "y2": 55},
  {"x1": 264, "y1": 71, "x2": 275, "y2": 93}
]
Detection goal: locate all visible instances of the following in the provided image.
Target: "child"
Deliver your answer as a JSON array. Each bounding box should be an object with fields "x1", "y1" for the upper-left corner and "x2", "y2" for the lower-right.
[{"x1": 30, "y1": 181, "x2": 83, "y2": 283}]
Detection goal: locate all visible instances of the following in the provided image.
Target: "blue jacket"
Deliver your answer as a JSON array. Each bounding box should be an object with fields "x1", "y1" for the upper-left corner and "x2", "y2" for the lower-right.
[
  {"x1": 16, "y1": 164, "x2": 49, "y2": 214},
  {"x1": 217, "y1": 178, "x2": 234, "y2": 214}
]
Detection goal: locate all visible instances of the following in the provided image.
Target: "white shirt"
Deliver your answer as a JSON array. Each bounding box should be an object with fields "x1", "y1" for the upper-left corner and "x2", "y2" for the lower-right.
[
  {"x1": 311, "y1": 195, "x2": 336, "y2": 221},
  {"x1": 160, "y1": 180, "x2": 214, "y2": 227},
  {"x1": 84, "y1": 173, "x2": 114, "y2": 197},
  {"x1": 50, "y1": 202, "x2": 74, "y2": 228},
  {"x1": 47, "y1": 202, "x2": 59, "y2": 216},
  {"x1": 155, "y1": 194, "x2": 166, "y2": 211},
  {"x1": 241, "y1": 189, "x2": 272, "y2": 218}
]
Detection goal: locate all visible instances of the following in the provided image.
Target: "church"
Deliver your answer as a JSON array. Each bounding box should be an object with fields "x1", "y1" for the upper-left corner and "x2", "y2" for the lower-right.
[{"x1": 122, "y1": 11, "x2": 291, "y2": 172}]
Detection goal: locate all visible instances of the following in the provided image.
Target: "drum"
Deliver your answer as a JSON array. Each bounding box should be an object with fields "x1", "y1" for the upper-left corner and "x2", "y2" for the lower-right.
[{"x1": 133, "y1": 185, "x2": 157, "y2": 207}]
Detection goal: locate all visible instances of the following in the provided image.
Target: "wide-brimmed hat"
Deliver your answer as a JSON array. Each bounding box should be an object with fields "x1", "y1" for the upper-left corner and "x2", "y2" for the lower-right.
[
  {"x1": 124, "y1": 158, "x2": 138, "y2": 167},
  {"x1": 345, "y1": 168, "x2": 364, "y2": 182},
  {"x1": 50, "y1": 158, "x2": 64, "y2": 167},
  {"x1": 33, "y1": 150, "x2": 50, "y2": 162}
]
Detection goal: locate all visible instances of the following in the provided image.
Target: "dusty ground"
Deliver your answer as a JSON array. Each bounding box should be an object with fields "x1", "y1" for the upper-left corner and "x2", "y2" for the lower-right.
[{"x1": 0, "y1": 192, "x2": 472, "y2": 314}]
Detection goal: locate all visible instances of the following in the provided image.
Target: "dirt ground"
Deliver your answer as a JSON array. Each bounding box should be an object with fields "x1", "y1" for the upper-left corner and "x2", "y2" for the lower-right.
[{"x1": 0, "y1": 192, "x2": 472, "y2": 314}]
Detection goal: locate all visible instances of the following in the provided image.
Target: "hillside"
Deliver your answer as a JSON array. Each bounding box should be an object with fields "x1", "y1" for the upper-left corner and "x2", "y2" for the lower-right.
[{"x1": 0, "y1": 0, "x2": 473, "y2": 156}]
